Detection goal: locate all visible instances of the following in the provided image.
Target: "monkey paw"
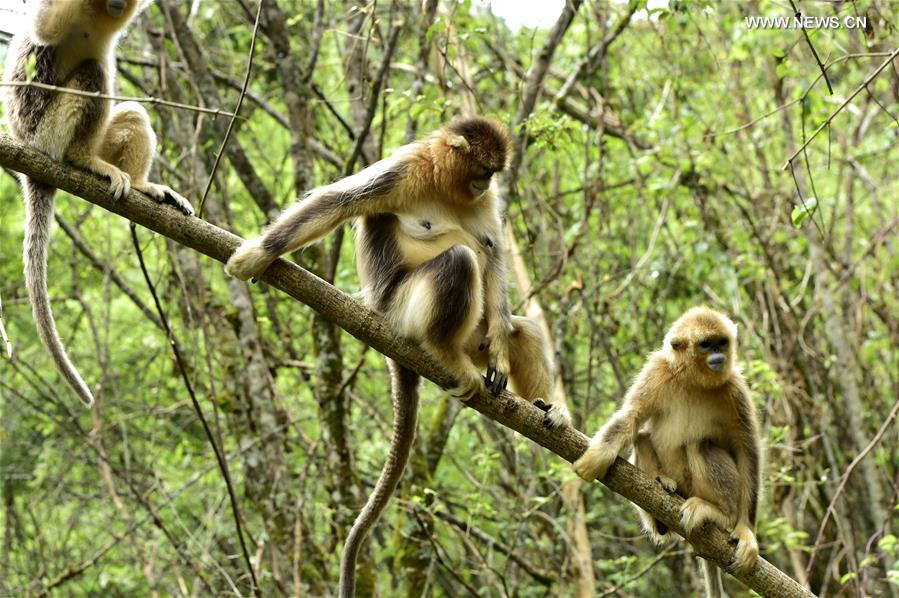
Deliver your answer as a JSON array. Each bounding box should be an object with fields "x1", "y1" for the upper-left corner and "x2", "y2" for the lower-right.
[
  {"x1": 447, "y1": 374, "x2": 483, "y2": 402},
  {"x1": 534, "y1": 399, "x2": 571, "y2": 428},
  {"x1": 225, "y1": 238, "x2": 272, "y2": 281},
  {"x1": 572, "y1": 442, "x2": 617, "y2": 482},
  {"x1": 106, "y1": 168, "x2": 131, "y2": 200},
  {"x1": 680, "y1": 497, "x2": 729, "y2": 536},
  {"x1": 134, "y1": 182, "x2": 195, "y2": 216},
  {"x1": 726, "y1": 524, "x2": 759, "y2": 574},
  {"x1": 656, "y1": 475, "x2": 677, "y2": 493},
  {"x1": 484, "y1": 362, "x2": 508, "y2": 395}
]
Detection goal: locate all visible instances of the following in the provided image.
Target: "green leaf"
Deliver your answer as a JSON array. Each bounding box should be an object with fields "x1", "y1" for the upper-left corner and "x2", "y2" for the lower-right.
[
  {"x1": 791, "y1": 197, "x2": 819, "y2": 228},
  {"x1": 25, "y1": 54, "x2": 37, "y2": 80}
]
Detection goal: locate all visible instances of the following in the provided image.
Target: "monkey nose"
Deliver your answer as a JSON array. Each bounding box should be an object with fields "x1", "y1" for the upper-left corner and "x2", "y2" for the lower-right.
[{"x1": 708, "y1": 354, "x2": 726, "y2": 371}]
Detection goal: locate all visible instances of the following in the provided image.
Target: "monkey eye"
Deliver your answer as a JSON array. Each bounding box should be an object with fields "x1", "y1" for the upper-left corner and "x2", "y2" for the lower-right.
[
  {"x1": 698, "y1": 340, "x2": 713, "y2": 352},
  {"x1": 476, "y1": 167, "x2": 493, "y2": 179}
]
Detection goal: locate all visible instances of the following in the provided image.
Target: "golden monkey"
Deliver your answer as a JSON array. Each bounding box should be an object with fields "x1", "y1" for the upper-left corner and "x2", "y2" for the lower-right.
[
  {"x1": 226, "y1": 117, "x2": 570, "y2": 596},
  {"x1": 2, "y1": 0, "x2": 194, "y2": 407},
  {"x1": 573, "y1": 306, "x2": 761, "y2": 597}
]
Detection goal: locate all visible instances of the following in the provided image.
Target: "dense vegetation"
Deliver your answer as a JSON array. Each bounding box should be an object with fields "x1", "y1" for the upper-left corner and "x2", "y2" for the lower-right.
[{"x1": 1, "y1": 1, "x2": 897, "y2": 596}]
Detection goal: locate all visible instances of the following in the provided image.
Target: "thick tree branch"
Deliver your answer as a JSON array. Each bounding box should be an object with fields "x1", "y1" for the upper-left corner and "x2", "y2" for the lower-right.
[{"x1": 0, "y1": 133, "x2": 813, "y2": 598}]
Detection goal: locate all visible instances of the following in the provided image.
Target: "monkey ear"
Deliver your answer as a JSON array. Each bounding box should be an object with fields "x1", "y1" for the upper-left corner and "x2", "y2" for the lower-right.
[
  {"x1": 669, "y1": 337, "x2": 686, "y2": 351},
  {"x1": 447, "y1": 135, "x2": 470, "y2": 151}
]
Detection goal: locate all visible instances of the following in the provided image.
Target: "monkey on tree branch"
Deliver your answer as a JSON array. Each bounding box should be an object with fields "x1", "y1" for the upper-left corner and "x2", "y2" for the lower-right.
[{"x1": 227, "y1": 117, "x2": 572, "y2": 596}]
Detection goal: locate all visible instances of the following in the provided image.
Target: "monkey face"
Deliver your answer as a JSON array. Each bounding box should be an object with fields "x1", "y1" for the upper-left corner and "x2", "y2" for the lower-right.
[
  {"x1": 468, "y1": 165, "x2": 496, "y2": 198},
  {"x1": 697, "y1": 336, "x2": 729, "y2": 372}
]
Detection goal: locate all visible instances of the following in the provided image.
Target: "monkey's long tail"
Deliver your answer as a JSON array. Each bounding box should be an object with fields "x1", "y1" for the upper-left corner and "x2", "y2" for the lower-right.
[
  {"x1": 701, "y1": 559, "x2": 724, "y2": 598},
  {"x1": 22, "y1": 177, "x2": 95, "y2": 407},
  {"x1": 338, "y1": 359, "x2": 420, "y2": 597}
]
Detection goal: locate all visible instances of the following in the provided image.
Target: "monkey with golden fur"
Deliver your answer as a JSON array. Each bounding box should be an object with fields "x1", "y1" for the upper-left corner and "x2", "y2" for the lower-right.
[
  {"x1": 573, "y1": 306, "x2": 761, "y2": 597},
  {"x1": 226, "y1": 117, "x2": 570, "y2": 596},
  {"x1": 3, "y1": 0, "x2": 194, "y2": 408}
]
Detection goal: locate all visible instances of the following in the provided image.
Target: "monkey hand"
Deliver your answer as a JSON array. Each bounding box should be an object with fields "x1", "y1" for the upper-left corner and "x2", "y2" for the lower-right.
[
  {"x1": 447, "y1": 375, "x2": 483, "y2": 402},
  {"x1": 446, "y1": 361, "x2": 485, "y2": 402},
  {"x1": 726, "y1": 523, "x2": 759, "y2": 574},
  {"x1": 534, "y1": 399, "x2": 572, "y2": 428},
  {"x1": 572, "y1": 441, "x2": 617, "y2": 482},
  {"x1": 225, "y1": 238, "x2": 273, "y2": 281}
]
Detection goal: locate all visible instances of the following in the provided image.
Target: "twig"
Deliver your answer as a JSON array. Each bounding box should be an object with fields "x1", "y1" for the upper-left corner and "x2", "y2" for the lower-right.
[
  {"x1": 789, "y1": 1, "x2": 833, "y2": 95},
  {"x1": 707, "y1": 52, "x2": 891, "y2": 138},
  {"x1": 782, "y1": 47, "x2": 899, "y2": 169},
  {"x1": 198, "y1": 0, "x2": 264, "y2": 218},
  {"x1": 128, "y1": 223, "x2": 260, "y2": 596},
  {"x1": 345, "y1": 19, "x2": 403, "y2": 173},
  {"x1": 0, "y1": 81, "x2": 237, "y2": 118},
  {"x1": 597, "y1": 544, "x2": 681, "y2": 596},
  {"x1": 806, "y1": 392, "x2": 899, "y2": 575}
]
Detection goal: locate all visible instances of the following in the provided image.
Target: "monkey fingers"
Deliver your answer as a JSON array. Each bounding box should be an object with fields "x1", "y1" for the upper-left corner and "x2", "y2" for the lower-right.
[
  {"x1": 447, "y1": 375, "x2": 483, "y2": 402},
  {"x1": 680, "y1": 497, "x2": 730, "y2": 536},
  {"x1": 484, "y1": 364, "x2": 508, "y2": 395},
  {"x1": 133, "y1": 182, "x2": 195, "y2": 216},
  {"x1": 725, "y1": 524, "x2": 759, "y2": 574},
  {"x1": 656, "y1": 475, "x2": 678, "y2": 493},
  {"x1": 542, "y1": 401, "x2": 571, "y2": 428}
]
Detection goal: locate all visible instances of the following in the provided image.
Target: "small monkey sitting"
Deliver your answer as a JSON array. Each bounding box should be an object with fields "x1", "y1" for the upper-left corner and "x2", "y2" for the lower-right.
[
  {"x1": 573, "y1": 306, "x2": 761, "y2": 596},
  {"x1": 3, "y1": 0, "x2": 194, "y2": 407}
]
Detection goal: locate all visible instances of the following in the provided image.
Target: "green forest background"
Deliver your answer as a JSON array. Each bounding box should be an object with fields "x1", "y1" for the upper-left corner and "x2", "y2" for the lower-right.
[{"x1": 1, "y1": 0, "x2": 898, "y2": 596}]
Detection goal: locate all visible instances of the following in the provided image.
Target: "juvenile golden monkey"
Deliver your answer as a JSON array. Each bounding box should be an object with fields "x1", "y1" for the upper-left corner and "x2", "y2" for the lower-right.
[
  {"x1": 3, "y1": 0, "x2": 194, "y2": 407},
  {"x1": 574, "y1": 306, "x2": 761, "y2": 597},
  {"x1": 226, "y1": 117, "x2": 570, "y2": 596}
]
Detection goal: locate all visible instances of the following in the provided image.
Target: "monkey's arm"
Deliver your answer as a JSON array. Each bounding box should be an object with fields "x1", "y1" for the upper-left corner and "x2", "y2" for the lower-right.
[
  {"x1": 573, "y1": 359, "x2": 662, "y2": 481},
  {"x1": 31, "y1": 1, "x2": 82, "y2": 45},
  {"x1": 225, "y1": 154, "x2": 411, "y2": 280},
  {"x1": 729, "y1": 380, "x2": 762, "y2": 572}
]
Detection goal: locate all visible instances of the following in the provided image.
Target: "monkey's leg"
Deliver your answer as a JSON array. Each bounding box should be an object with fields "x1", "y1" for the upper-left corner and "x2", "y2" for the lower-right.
[
  {"x1": 99, "y1": 102, "x2": 194, "y2": 216},
  {"x1": 390, "y1": 245, "x2": 484, "y2": 400},
  {"x1": 683, "y1": 442, "x2": 739, "y2": 598},
  {"x1": 632, "y1": 432, "x2": 676, "y2": 542},
  {"x1": 504, "y1": 316, "x2": 571, "y2": 427},
  {"x1": 689, "y1": 443, "x2": 760, "y2": 574},
  {"x1": 47, "y1": 60, "x2": 131, "y2": 200}
]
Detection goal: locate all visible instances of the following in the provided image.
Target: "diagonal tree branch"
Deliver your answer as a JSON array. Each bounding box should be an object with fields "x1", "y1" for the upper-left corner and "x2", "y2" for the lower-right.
[{"x1": 0, "y1": 133, "x2": 813, "y2": 598}]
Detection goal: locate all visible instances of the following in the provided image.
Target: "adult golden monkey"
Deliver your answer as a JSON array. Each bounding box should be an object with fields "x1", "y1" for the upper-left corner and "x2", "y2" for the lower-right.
[
  {"x1": 226, "y1": 117, "x2": 571, "y2": 595},
  {"x1": 574, "y1": 306, "x2": 761, "y2": 598},
  {"x1": 3, "y1": 0, "x2": 194, "y2": 407}
]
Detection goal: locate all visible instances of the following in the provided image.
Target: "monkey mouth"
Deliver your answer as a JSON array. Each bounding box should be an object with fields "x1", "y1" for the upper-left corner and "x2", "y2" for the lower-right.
[
  {"x1": 707, "y1": 360, "x2": 725, "y2": 372},
  {"x1": 470, "y1": 179, "x2": 491, "y2": 196}
]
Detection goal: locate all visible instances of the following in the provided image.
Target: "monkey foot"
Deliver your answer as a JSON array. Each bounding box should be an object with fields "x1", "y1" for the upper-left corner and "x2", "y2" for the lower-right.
[
  {"x1": 726, "y1": 524, "x2": 759, "y2": 574},
  {"x1": 533, "y1": 399, "x2": 571, "y2": 428},
  {"x1": 656, "y1": 475, "x2": 677, "y2": 493},
  {"x1": 134, "y1": 182, "x2": 195, "y2": 216},
  {"x1": 680, "y1": 497, "x2": 729, "y2": 536}
]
